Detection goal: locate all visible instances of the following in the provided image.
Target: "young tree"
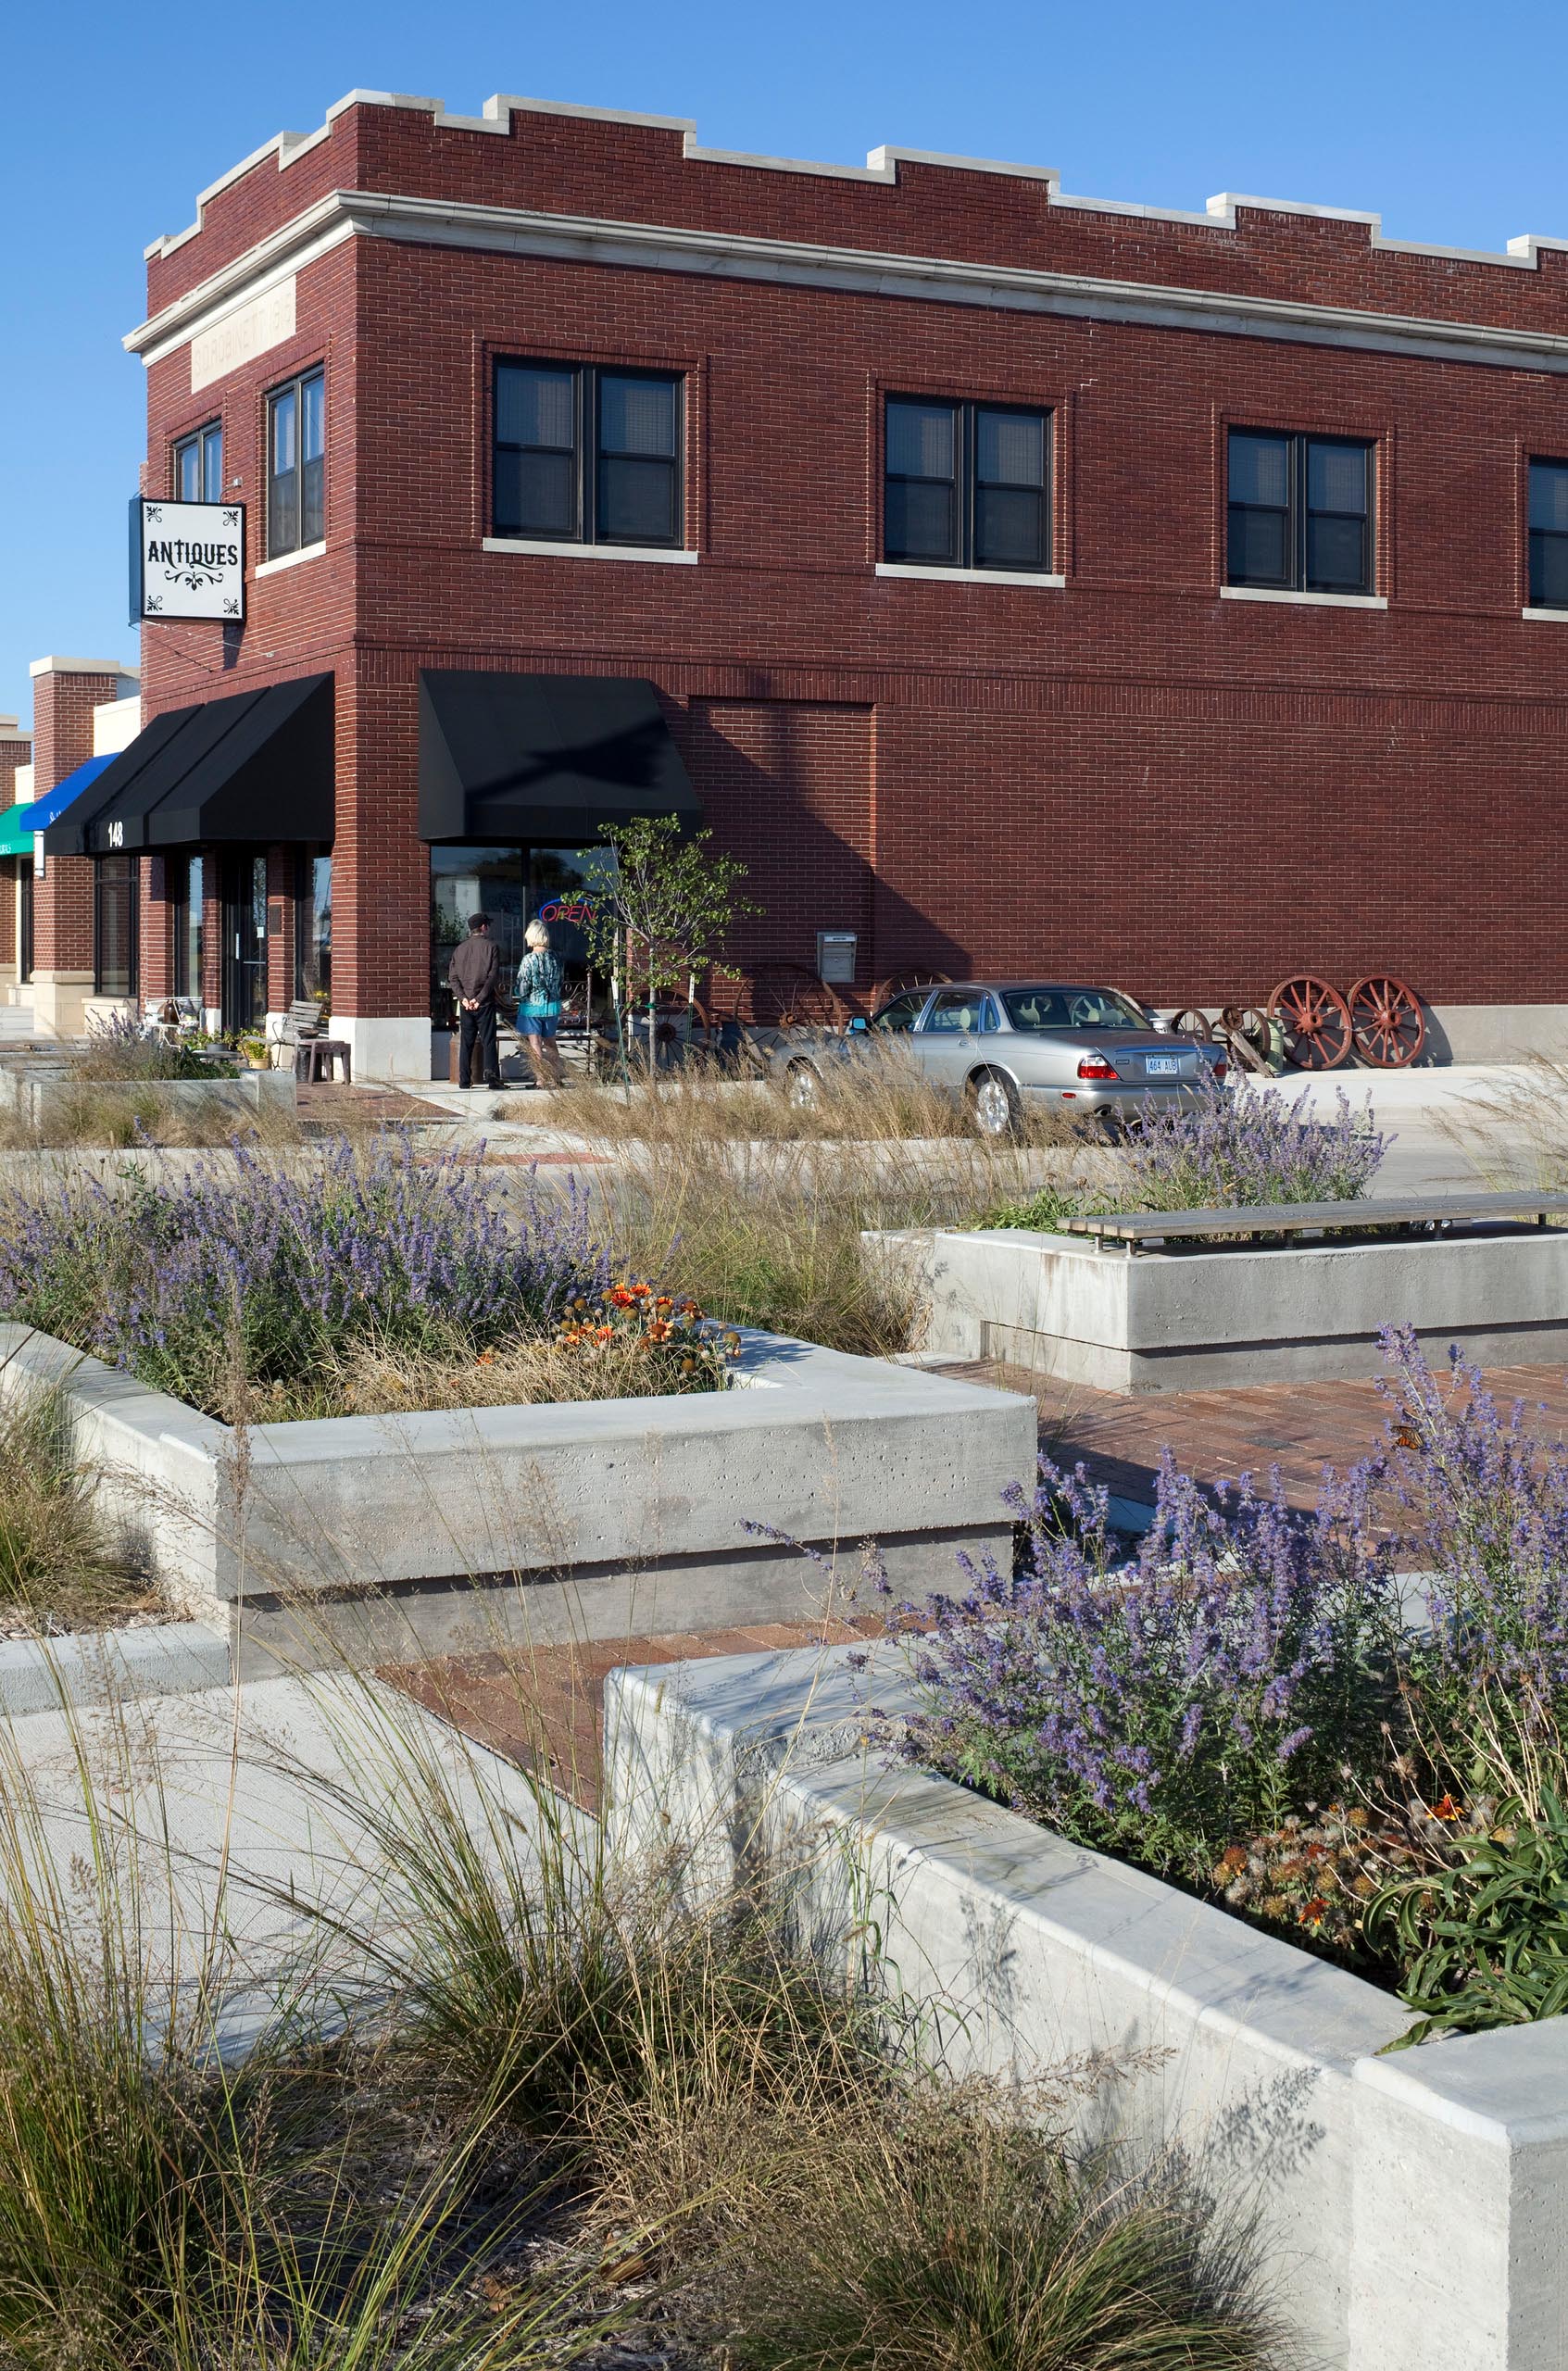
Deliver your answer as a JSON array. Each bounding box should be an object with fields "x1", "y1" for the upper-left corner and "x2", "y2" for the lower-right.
[{"x1": 583, "y1": 815, "x2": 759, "y2": 1082}]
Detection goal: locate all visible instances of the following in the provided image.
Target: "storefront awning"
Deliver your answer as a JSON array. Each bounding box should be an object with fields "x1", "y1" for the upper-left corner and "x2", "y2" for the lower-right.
[
  {"x1": 0, "y1": 757, "x2": 116, "y2": 858},
  {"x1": 42, "y1": 673, "x2": 333, "y2": 857},
  {"x1": 418, "y1": 671, "x2": 700, "y2": 845}
]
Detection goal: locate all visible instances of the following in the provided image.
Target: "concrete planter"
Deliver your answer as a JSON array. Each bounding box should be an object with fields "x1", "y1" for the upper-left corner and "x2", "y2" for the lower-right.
[
  {"x1": 865, "y1": 1220, "x2": 1568, "y2": 1389},
  {"x1": 0, "y1": 1324, "x2": 1034, "y2": 1668},
  {"x1": 0, "y1": 1064, "x2": 295, "y2": 1129},
  {"x1": 606, "y1": 1643, "x2": 1568, "y2": 2371}
]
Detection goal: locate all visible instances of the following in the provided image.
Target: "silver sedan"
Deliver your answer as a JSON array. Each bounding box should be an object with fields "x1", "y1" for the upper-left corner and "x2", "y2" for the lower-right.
[{"x1": 784, "y1": 982, "x2": 1227, "y2": 1137}]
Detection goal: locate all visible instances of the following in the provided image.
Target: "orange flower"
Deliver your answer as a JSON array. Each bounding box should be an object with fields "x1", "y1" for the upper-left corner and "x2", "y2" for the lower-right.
[
  {"x1": 1429, "y1": 1793, "x2": 1462, "y2": 1821},
  {"x1": 1298, "y1": 1897, "x2": 1328, "y2": 1926}
]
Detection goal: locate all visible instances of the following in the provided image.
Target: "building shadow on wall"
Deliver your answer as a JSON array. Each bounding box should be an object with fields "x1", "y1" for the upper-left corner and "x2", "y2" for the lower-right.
[{"x1": 673, "y1": 694, "x2": 968, "y2": 1010}]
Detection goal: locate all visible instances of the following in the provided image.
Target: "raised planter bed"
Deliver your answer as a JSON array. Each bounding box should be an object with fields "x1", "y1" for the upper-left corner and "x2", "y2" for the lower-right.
[
  {"x1": 0, "y1": 1323, "x2": 1034, "y2": 1669},
  {"x1": 606, "y1": 1641, "x2": 1568, "y2": 2371},
  {"x1": 0, "y1": 1062, "x2": 295, "y2": 1128},
  {"x1": 865, "y1": 1218, "x2": 1568, "y2": 1388}
]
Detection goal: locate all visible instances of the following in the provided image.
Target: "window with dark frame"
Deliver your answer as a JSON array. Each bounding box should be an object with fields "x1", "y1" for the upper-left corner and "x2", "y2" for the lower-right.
[
  {"x1": 884, "y1": 396, "x2": 1050, "y2": 572},
  {"x1": 171, "y1": 854, "x2": 204, "y2": 1003},
  {"x1": 174, "y1": 420, "x2": 223, "y2": 505},
  {"x1": 267, "y1": 368, "x2": 325, "y2": 558},
  {"x1": 1528, "y1": 459, "x2": 1568, "y2": 608},
  {"x1": 94, "y1": 855, "x2": 139, "y2": 1001},
  {"x1": 493, "y1": 362, "x2": 684, "y2": 546},
  {"x1": 1227, "y1": 429, "x2": 1374, "y2": 595},
  {"x1": 295, "y1": 852, "x2": 332, "y2": 1001}
]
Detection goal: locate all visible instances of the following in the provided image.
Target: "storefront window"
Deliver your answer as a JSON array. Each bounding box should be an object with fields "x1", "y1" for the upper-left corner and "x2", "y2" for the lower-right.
[
  {"x1": 529, "y1": 846, "x2": 617, "y2": 972},
  {"x1": 94, "y1": 855, "x2": 139, "y2": 1000},
  {"x1": 172, "y1": 855, "x2": 204, "y2": 1004},
  {"x1": 430, "y1": 847, "x2": 526, "y2": 1025},
  {"x1": 295, "y1": 853, "x2": 332, "y2": 1002}
]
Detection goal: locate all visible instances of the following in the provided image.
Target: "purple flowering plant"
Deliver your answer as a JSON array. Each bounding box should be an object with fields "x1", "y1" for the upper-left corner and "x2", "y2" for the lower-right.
[
  {"x1": 0, "y1": 1135, "x2": 607, "y2": 1418},
  {"x1": 984, "y1": 1075, "x2": 1388, "y2": 1232},
  {"x1": 885, "y1": 1446, "x2": 1402, "y2": 1884},
  {"x1": 1377, "y1": 1322, "x2": 1568, "y2": 1802}
]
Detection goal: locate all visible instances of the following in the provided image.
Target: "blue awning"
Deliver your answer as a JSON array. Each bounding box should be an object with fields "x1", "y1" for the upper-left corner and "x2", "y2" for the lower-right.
[{"x1": 0, "y1": 757, "x2": 115, "y2": 859}]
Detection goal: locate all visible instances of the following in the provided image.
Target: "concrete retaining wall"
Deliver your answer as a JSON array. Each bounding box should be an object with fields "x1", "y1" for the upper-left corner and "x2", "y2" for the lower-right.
[
  {"x1": 0, "y1": 1065, "x2": 295, "y2": 1126},
  {"x1": 605, "y1": 1643, "x2": 1568, "y2": 2371},
  {"x1": 865, "y1": 1221, "x2": 1568, "y2": 1388},
  {"x1": 0, "y1": 1324, "x2": 1034, "y2": 1665}
]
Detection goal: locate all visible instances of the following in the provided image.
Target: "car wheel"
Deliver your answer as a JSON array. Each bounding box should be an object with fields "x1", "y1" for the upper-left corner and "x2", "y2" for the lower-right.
[
  {"x1": 969, "y1": 1070, "x2": 1021, "y2": 1140},
  {"x1": 786, "y1": 1059, "x2": 823, "y2": 1110}
]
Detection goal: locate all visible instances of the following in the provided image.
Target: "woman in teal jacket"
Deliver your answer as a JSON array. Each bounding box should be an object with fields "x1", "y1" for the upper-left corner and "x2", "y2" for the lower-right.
[{"x1": 515, "y1": 919, "x2": 566, "y2": 1087}]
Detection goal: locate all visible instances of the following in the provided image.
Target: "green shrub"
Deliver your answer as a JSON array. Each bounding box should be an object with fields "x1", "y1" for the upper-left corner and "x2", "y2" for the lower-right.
[{"x1": 1367, "y1": 1790, "x2": 1568, "y2": 2047}]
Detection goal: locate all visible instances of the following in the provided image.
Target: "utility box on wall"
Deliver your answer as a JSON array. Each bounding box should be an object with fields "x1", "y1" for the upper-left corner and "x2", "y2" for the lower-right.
[{"x1": 816, "y1": 931, "x2": 857, "y2": 985}]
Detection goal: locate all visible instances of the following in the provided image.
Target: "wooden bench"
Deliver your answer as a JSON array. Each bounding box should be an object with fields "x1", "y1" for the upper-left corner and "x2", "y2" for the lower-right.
[
  {"x1": 272, "y1": 997, "x2": 351, "y2": 1085},
  {"x1": 1059, "y1": 1190, "x2": 1568, "y2": 1256}
]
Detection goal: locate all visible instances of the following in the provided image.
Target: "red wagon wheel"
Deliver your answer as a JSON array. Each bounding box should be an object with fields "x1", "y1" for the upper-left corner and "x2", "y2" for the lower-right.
[
  {"x1": 1347, "y1": 975, "x2": 1425, "y2": 1068},
  {"x1": 1268, "y1": 975, "x2": 1353, "y2": 1071}
]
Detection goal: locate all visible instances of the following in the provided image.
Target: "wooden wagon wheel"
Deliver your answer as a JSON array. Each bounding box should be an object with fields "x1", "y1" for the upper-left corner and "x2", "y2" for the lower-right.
[
  {"x1": 872, "y1": 970, "x2": 951, "y2": 1010},
  {"x1": 1268, "y1": 976, "x2": 1353, "y2": 1071},
  {"x1": 739, "y1": 963, "x2": 848, "y2": 1032},
  {"x1": 1347, "y1": 975, "x2": 1426, "y2": 1069},
  {"x1": 1171, "y1": 1008, "x2": 1212, "y2": 1041}
]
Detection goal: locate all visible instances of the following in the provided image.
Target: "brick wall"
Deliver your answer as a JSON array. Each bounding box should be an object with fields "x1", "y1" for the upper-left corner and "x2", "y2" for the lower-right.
[
  {"x1": 30, "y1": 665, "x2": 122, "y2": 981},
  {"x1": 0, "y1": 722, "x2": 30, "y2": 817},
  {"x1": 130, "y1": 95, "x2": 1568, "y2": 1022}
]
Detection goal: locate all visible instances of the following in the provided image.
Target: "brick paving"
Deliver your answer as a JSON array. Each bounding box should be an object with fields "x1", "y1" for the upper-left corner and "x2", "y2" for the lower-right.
[
  {"x1": 383, "y1": 1615, "x2": 879, "y2": 1813},
  {"x1": 295, "y1": 1081, "x2": 435, "y2": 1122},
  {"x1": 991, "y1": 1357, "x2": 1568, "y2": 1515}
]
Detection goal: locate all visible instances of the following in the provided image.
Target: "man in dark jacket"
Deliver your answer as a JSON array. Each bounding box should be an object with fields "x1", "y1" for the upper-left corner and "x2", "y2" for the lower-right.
[{"x1": 447, "y1": 912, "x2": 503, "y2": 1090}]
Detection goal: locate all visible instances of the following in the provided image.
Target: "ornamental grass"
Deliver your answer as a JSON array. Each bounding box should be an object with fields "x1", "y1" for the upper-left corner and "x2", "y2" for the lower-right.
[
  {"x1": 0, "y1": 1374, "x2": 154, "y2": 1632},
  {"x1": 0, "y1": 1643, "x2": 1285, "y2": 2370}
]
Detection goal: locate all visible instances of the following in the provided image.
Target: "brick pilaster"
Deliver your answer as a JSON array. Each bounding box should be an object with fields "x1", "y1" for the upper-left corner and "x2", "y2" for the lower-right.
[{"x1": 28, "y1": 657, "x2": 136, "y2": 1032}]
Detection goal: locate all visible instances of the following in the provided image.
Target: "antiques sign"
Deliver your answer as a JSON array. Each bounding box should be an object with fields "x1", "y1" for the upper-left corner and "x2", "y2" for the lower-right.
[{"x1": 129, "y1": 497, "x2": 245, "y2": 623}]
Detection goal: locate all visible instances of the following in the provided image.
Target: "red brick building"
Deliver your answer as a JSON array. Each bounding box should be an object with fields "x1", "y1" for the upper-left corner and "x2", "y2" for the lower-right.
[{"x1": 39, "y1": 89, "x2": 1568, "y2": 1070}]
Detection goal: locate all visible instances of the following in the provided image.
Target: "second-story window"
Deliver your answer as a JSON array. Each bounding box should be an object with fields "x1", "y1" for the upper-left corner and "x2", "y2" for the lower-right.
[
  {"x1": 884, "y1": 397, "x2": 1050, "y2": 571},
  {"x1": 1528, "y1": 458, "x2": 1568, "y2": 608},
  {"x1": 174, "y1": 420, "x2": 223, "y2": 504},
  {"x1": 493, "y1": 362, "x2": 684, "y2": 546},
  {"x1": 1227, "y1": 429, "x2": 1374, "y2": 595},
  {"x1": 267, "y1": 368, "x2": 325, "y2": 558}
]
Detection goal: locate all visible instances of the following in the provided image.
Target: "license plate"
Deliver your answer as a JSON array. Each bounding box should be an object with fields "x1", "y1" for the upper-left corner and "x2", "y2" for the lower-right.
[{"x1": 1144, "y1": 1055, "x2": 1181, "y2": 1077}]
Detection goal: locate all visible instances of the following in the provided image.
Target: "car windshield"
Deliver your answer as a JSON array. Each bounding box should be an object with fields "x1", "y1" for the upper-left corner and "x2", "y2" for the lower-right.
[{"x1": 1001, "y1": 986, "x2": 1150, "y2": 1033}]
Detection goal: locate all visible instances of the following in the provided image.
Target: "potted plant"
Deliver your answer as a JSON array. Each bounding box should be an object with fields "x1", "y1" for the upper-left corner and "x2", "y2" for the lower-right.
[{"x1": 237, "y1": 1032, "x2": 270, "y2": 1070}]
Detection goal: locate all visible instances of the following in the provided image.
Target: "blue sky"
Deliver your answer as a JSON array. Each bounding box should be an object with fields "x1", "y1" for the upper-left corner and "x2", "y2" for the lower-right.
[{"x1": 5, "y1": 0, "x2": 1568, "y2": 732}]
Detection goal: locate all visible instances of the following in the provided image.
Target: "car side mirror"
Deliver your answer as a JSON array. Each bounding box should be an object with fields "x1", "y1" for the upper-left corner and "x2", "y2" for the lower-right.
[{"x1": 847, "y1": 1015, "x2": 869, "y2": 1034}]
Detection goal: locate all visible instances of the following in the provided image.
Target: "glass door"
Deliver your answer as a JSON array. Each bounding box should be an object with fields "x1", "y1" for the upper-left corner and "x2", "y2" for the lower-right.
[{"x1": 222, "y1": 851, "x2": 268, "y2": 1032}]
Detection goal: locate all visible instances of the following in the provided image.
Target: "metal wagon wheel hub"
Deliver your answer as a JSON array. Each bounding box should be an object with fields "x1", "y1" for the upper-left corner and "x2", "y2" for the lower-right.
[
  {"x1": 1267, "y1": 975, "x2": 1353, "y2": 1071},
  {"x1": 1347, "y1": 975, "x2": 1425, "y2": 1068}
]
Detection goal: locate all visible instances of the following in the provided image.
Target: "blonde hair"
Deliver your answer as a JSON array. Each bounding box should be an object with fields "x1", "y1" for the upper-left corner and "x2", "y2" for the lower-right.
[{"x1": 525, "y1": 919, "x2": 551, "y2": 951}]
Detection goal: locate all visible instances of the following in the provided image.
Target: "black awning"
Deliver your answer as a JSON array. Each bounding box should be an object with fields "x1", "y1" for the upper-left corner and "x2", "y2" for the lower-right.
[
  {"x1": 44, "y1": 674, "x2": 333, "y2": 857},
  {"x1": 419, "y1": 671, "x2": 699, "y2": 845}
]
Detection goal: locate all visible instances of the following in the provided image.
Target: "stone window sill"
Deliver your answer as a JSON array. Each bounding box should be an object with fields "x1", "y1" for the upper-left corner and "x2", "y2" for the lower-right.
[
  {"x1": 875, "y1": 561, "x2": 1066, "y2": 588},
  {"x1": 1220, "y1": 583, "x2": 1386, "y2": 610},
  {"x1": 254, "y1": 541, "x2": 327, "y2": 580},
  {"x1": 482, "y1": 537, "x2": 698, "y2": 565},
  {"x1": 1522, "y1": 606, "x2": 1568, "y2": 621}
]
